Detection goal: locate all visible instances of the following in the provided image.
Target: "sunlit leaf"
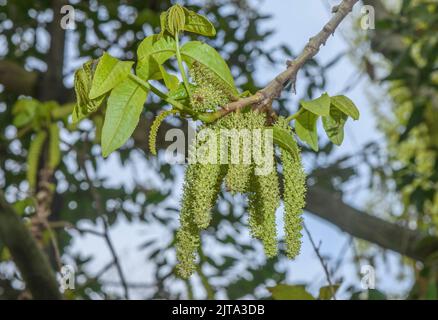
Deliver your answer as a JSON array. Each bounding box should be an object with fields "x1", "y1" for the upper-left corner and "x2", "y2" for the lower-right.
[
  {"x1": 300, "y1": 93, "x2": 330, "y2": 117},
  {"x1": 182, "y1": 7, "x2": 216, "y2": 36},
  {"x1": 89, "y1": 52, "x2": 134, "y2": 99},
  {"x1": 331, "y1": 95, "x2": 360, "y2": 120},
  {"x1": 101, "y1": 77, "x2": 148, "y2": 157},
  {"x1": 273, "y1": 126, "x2": 299, "y2": 158},
  {"x1": 180, "y1": 41, "x2": 238, "y2": 96},
  {"x1": 318, "y1": 284, "x2": 340, "y2": 300},
  {"x1": 137, "y1": 35, "x2": 176, "y2": 80},
  {"x1": 159, "y1": 64, "x2": 179, "y2": 91},
  {"x1": 295, "y1": 110, "x2": 319, "y2": 151},
  {"x1": 322, "y1": 107, "x2": 348, "y2": 145},
  {"x1": 268, "y1": 284, "x2": 315, "y2": 300}
]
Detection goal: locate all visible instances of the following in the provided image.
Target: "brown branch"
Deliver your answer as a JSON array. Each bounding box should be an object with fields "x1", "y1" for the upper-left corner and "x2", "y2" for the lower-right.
[
  {"x1": 39, "y1": 0, "x2": 67, "y2": 101},
  {"x1": 210, "y1": 0, "x2": 359, "y2": 119},
  {"x1": 305, "y1": 186, "x2": 438, "y2": 262},
  {"x1": 0, "y1": 192, "x2": 62, "y2": 299}
]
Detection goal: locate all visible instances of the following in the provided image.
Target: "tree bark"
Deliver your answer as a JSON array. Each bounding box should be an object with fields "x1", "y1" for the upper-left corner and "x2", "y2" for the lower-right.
[
  {"x1": 306, "y1": 186, "x2": 438, "y2": 262},
  {"x1": 0, "y1": 194, "x2": 62, "y2": 299}
]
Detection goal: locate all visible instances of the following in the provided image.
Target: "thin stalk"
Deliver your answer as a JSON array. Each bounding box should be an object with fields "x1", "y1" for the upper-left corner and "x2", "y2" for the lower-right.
[
  {"x1": 175, "y1": 35, "x2": 192, "y2": 101},
  {"x1": 286, "y1": 107, "x2": 305, "y2": 122}
]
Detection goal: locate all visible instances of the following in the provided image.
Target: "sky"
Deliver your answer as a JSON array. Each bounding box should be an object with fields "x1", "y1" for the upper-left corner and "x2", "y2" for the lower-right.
[{"x1": 68, "y1": 0, "x2": 413, "y2": 299}]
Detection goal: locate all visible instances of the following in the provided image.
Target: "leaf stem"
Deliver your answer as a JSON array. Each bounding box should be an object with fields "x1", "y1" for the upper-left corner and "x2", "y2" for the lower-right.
[
  {"x1": 286, "y1": 108, "x2": 304, "y2": 122},
  {"x1": 128, "y1": 73, "x2": 187, "y2": 111},
  {"x1": 175, "y1": 35, "x2": 192, "y2": 101}
]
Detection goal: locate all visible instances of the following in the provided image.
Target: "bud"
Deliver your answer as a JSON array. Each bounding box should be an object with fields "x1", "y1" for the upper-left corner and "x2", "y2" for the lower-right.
[{"x1": 167, "y1": 4, "x2": 186, "y2": 36}]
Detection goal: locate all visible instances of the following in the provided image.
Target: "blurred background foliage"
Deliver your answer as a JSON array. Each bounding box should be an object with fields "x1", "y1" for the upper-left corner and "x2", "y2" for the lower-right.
[{"x1": 0, "y1": 0, "x2": 437, "y2": 300}]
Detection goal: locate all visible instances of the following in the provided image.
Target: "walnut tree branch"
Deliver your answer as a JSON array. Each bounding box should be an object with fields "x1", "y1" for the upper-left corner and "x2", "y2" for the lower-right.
[{"x1": 201, "y1": 0, "x2": 359, "y2": 122}]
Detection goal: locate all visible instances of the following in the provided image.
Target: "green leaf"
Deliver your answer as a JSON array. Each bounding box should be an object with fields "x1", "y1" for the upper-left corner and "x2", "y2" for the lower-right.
[
  {"x1": 180, "y1": 41, "x2": 238, "y2": 96},
  {"x1": 73, "y1": 60, "x2": 106, "y2": 123},
  {"x1": 295, "y1": 110, "x2": 319, "y2": 151},
  {"x1": 182, "y1": 7, "x2": 216, "y2": 36},
  {"x1": 89, "y1": 52, "x2": 134, "y2": 99},
  {"x1": 12, "y1": 99, "x2": 38, "y2": 128},
  {"x1": 318, "y1": 284, "x2": 340, "y2": 300},
  {"x1": 322, "y1": 107, "x2": 348, "y2": 145},
  {"x1": 137, "y1": 35, "x2": 176, "y2": 80},
  {"x1": 168, "y1": 83, "x2": 190, "y2": 100},
  {"x1": 158, "y1": 63, "x2": 179, "y2": 91},
  {"x1": 167, "y1": 4, "x2": 186, "y2": 35},
  {"x1": 273, "y1": 126, "x2": 299, "y2": 159},
  {"x1": 159, "y1": 12, "x2": 167, "y2": 38},
  {"x1": 300, "y1": 93, "x2": 330, "y2": 117},
  {"x1": 268, "y1": 284, "x2": 315, "y2": 300},
  {"x1": 331, "y1": 95, "x2": 360, "y2": 120},
  {"x1": 101, "y1": 77, "x2": 148, "y2": 157}
]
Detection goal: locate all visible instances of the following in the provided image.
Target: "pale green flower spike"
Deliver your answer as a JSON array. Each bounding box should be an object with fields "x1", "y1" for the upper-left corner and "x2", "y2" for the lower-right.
[
  {"x1": 176, "y1": 129, "x2": 227, "y2": 278},
  {"x1": 176, "y1": 163, "x2": 201, "y2": 278},
  {"x1": 149, "y1": 109, "x2": 178, "y2": 155},
  {"x1": 247, "y1": 159, "x2": 280, "y2": 258},
  {"x1": 217, "y1": 111, "x2": 267, "y2": 194},
  {"x1": 176, "y1": 111, "x2": 307, "y2": 278},
  {"x1": 276, "y1": 117, "x2": 307, "y2": 259},
  {"x1": 189, "y1": 62, "x2": 233, "y2": 111}
]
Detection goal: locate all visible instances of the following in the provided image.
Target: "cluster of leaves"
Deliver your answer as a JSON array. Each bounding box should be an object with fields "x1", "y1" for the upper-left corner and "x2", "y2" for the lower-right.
[{"x1": 292, "y1": 93, "x2": 359, "y2": 151}]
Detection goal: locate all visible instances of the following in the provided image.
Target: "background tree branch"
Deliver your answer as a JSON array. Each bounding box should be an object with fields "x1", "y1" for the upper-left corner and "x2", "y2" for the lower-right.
[
  {"x1": 0, "y1": 192, "x2": 61, "y2": 299},
  {"x1": 306, "y1": 186, "x2": 438, "y2": 262}
]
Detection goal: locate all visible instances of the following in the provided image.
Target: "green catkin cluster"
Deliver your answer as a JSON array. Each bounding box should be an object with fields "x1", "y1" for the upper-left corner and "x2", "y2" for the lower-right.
[
  {"x1": 217, "y1": 111, "x2": 267, "y2": 194},
  {"x1": 189, "y1": 62, "x2": 233, "y2": 112},
  {"x1": 248, "y1": 167, "x2": 280, "y2": 257},
  {"x1": 275, "y1": 117, "x2": 307, "y2": 259},
  {"x1": 176, "y1": 132, "x2": 226, "y2": 277},
  {"x1": 149, "y1": 109, "x2": 177, "y2": 155},
  {"x1": 176, "y1": 111, "x2": 307, "y2": 278}
]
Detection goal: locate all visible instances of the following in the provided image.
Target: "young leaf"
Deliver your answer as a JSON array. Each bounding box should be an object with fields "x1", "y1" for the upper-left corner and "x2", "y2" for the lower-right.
[
  {"x1": 273, "y1": 126, "x2": 299, "y2": 159},
  {"x1": 73, "y1": 60, "x2": 106, "y2": 123},
  {"x1": 182, "y1": 7, "x2": 216, "y2": 36},
  {"x1": 322, "y1": 107, "x2": 348, "y2": 145},
  {"x1": 158, "y1": 64, "x2": 179, "y2": 91},
  {"x1": 180, "y1": 41, "x2": 238, "y2": 97},
  {"x1": 159, "y1": 12, "x2": 168, "y2": 38},
  {"x1": 12, "y1": 99, "x2": 38, "y2": 128},
  {"x1": 167, "y1": 4, "x2": 186, "y2": 35},
  {"x1": 101, "y1": 78, "x2": 148, "y2": 157},
  {"x1": 268, "y1": 284, "x2": 315, "y2": 300},
  {"x1": 318, "y1": 284, "x2": 340, "y2": 300},
  {"x1": 300, "y1": 93, "x2": 330, "y2": 117},
  {"x1": 295, "y1": 110, "x2": 319, "y2": 151},
  {"x1": 331, "y1": 95, "x2": 360, "y2": 120},
  {"x1": 89, "y1": 52, "x2": 134, "y2": 99},
  {"x1": 137, "y1": 35, "x2": 176, "y2": 80}
]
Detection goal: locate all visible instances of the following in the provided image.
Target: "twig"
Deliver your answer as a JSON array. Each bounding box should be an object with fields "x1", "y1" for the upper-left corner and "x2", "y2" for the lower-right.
[
  {"x1": 303, "y1": 223, "x2": 337, "y2": 300},
  {"x1": 202, "y1": 0, "x2": 359, "y2": 121}
]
